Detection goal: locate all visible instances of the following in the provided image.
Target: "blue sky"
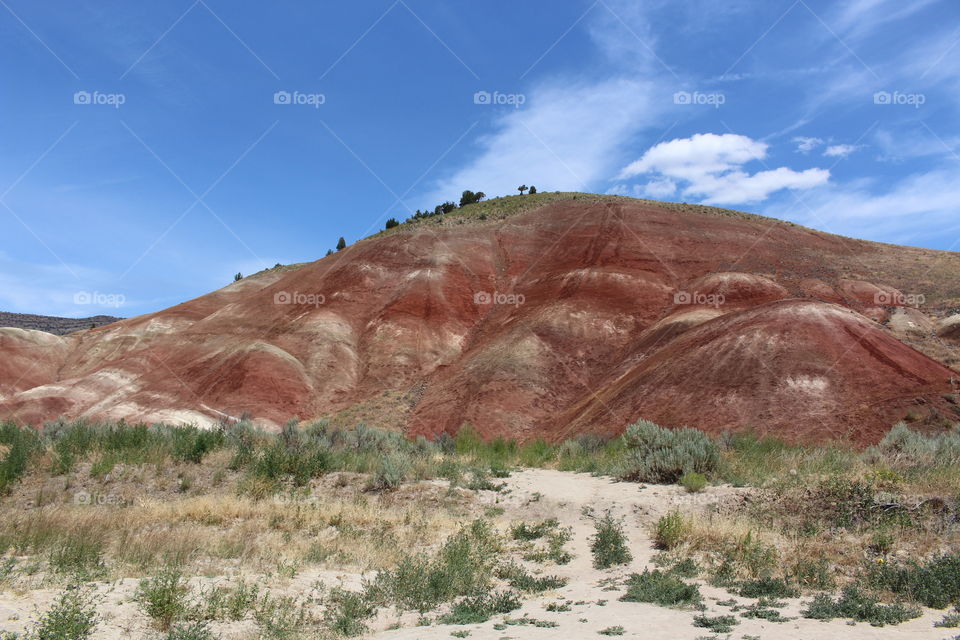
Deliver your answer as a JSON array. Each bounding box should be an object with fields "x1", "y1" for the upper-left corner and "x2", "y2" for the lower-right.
[{"x1": 1, "y1": 0, "x2": 957, "y2": 317}]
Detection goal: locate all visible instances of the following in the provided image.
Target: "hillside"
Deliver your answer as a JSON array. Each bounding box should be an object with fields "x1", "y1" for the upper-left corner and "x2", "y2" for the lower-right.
[
  {"x1": 0, "y1": 312, "x2": 121, "y2": 336},
  {"x1": 2, "y1": 193, "x2": 960, "y2": 444}
]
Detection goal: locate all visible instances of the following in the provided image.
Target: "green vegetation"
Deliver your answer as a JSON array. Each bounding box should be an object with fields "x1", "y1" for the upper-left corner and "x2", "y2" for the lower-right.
[
  {"x1": 590, "y1": 512, "x2": 632, "y2": 569},
  {"x1": 136, "y1": 566, "x2": 190, "y2": 630},
  {"x1": 680, "y1": 471, "x2": 708, "y2": 493},
  {"x1": 620, "y1": 569, "x2": 702, "y2": 607},
  {"x1": 653, "y1": 511, "x2": 689, "y2": 551},
  {"x1": 27, "y1": 582, "x2": 100, "y2": 640},
  {"x1": 692, "y1": 614, "x2": 739, "y2": 633},
  {"x1": 802, "y1": 585, "x2": 921, "y2": 627},
  {"x1": 620, "y1": 420, "x2": 720, "y2": 483}
]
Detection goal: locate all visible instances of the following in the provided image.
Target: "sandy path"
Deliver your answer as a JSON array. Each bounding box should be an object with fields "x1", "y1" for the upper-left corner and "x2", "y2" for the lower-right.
[{"x1": 374, "y1": 469, "x2": 950, "y2": 640}]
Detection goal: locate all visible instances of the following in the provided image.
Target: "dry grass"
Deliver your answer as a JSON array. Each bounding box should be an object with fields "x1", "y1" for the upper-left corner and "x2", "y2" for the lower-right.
[{"x1": 0, "y1": 465, "x2": 474, "y2": 583}]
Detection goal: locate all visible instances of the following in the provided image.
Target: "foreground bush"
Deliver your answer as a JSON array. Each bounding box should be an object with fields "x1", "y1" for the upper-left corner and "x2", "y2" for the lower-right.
[
  {"x1": 620, "y1": 569, "x2": 701, "y2": 607},
  {"x1": 867, "y1": 552, "x2": 960, "y2": 609},
  {"x1": 802, "y1": 585, "x2": 921, "y2": 627},
  {"x1": 619, "y1": 420, "x2": 719, "y2": 483},
  {"x1": 590, "y1": 512, "x2": 632, "y2": 569},
  {"x1": 866, "y1": 422, "x2": 960, "y2": 468},
  {"x1": 28, "y1": 582, "x2": 101, "y2": 640}
]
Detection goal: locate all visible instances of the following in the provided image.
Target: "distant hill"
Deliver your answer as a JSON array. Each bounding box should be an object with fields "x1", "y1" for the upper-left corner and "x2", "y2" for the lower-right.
[
  {"x1": 0, "y1": 312, "x2": 122, "y2": 336},
  {"x1": 2, "y1": 192, "x2": 960, "y2": 445}
]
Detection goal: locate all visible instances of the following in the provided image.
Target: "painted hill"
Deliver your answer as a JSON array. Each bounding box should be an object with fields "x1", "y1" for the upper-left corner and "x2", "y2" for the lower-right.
[
  {"x1": 3, "y1": 193, "x2": 960, "y2": 445},
  {"x1": 0, "y1": 312, "x2": 121, "y2": 336}
]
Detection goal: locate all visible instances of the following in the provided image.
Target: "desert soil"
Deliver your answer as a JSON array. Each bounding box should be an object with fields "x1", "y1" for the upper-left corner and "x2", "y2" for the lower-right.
[
  {"x1": 376, "y1": 469, "x2": 948, "y2": 640},
  {"x1": 0, "y1": 469, "x2": 950, "y2": 639}
]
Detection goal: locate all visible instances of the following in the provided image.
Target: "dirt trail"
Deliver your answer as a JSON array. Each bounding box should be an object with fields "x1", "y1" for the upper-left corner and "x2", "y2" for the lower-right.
[{"x1": 375, "y1": 469, "x2": 949, "y2": 640}]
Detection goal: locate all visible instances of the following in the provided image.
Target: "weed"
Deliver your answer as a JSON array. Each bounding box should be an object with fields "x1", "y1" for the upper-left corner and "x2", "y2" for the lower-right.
[
  {"x1": 545, "y1": 601, "x2": 571, "y2": 612},
  {"x1": 322, "y1": 587, "x2": 375, "y2": 637},
  {"x1": 439, "y1": 591, "x2": 521, "y2": 624},
  {"x1": 621, "y1": 570, "x2": 701, "y2": 607},
  {"x1": 165, "y1": 621, "x2": 218, "y2": 640},
  {"x1": 653, "y1": 511, "x2": 688, "y2": 550},
  {"x1": 680, "y1": 472, "x2": 708, "y2": 493},
  {"x1": 591, "y1": 512, "x2": 632, "y2": 569},
  {"x1": 802, "y1": 585, "x2": 921, "y2": 627},
  {"x1": 598, "y1": 626, "x2": 625, "y2": 635},
  {"x1": 496, "y1": 562, "x2": 566, "y2": 592},
  {"x1": 735, "y1": 577, "x2": 799, "y2": 599},
  {"x1": 693, "y1": 614, "x2": 738, "y2": 633},
  {"x1": 136, "y1": 566, "x2": 190, "y2": 630},
  {"x1": 867, "y1": 552, "x2": 960, "y2": 608},
  {"x1": 29, "y1": 582, "x2": 101, "y2": 640}
]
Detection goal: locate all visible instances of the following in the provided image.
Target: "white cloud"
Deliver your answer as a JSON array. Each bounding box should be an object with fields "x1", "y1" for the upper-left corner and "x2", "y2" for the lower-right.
[
  {"x1": 618, "y1": 133, "x2": 830, "y2": 205},
  {"x1": 779, "y1": 167, "x2": 960, "y2": 245},
  {"x1": 418, "y1": 78, "x2": 663, "y2": 205},
  {"x1": 823, "y1": 144, "x2": 859, "y2": 158},
  {"x1": 641, "y1": 177, "x2": 677, "y2": 198},
  {"x1": 793, "y1": 136, "x2": 824, "y2": 153}
]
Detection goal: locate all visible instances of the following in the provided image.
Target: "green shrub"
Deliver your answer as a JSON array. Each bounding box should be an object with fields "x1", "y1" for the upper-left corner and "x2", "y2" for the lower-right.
[
  {"x1": 735, "y1": 577, "x2": 799, "y2": 599},
  {"x1": 867, "y1": 552, "x2": 960, "y2": 609},
  {"x1": 136, "y1": 566, "x2": 190, "y2": 630},
  {"x1": 620, "y1": 570, "x2": 701, "y2": 607},
  {"x1": 802, "y1": 585, "x2": 921, "y2": 627},
  {"x1": 0, "y1": 423, "x2": 42, "y2": 494},
  {"x1": 692, "y1": 614, "x2": 738, "y2": 633},
  {"x1": 495, "y1": 562, "x2": 566, "y2": 592},
  {"x1": 590, "y1": 512, "x2": 632, "y2": 569},
  {"x1": 620, "y1": 420, "x2": 719, "y2": 483},
  {"x1": 936, "y1": 607, "x2": 960, "y2": 628},
  {"x1": 598, "y1": 626, "x2": 625, "y2": 636},
  {"x1": 679, "y1": 471, "x2": 707, "y2": 493},
  {"x1": 29, "y1": 582, "x2": 101, "y2": 640},
  {"x1": 511, "y1": 519, "x2": 558, "y2": 541},
  {"x1": 439, "y1": 591, "x2": 521, "y2": 624},
  {"x1": 866, "y1": 422, "x2": 960, "y2": 467},
  {"x1": 165, "y1": 621, "x2": 218, "y2": 640},
  {"x1": 370, "y1": 452, "x2": 411, "y2": 491},
  {"x1": 653, "y1": 511, "x2": 688, "y2": 551},
  {"x1": 322, "y1": 587, "x2": 375, "y2": 637},
  {"x1": 378, "y1": 520, "x2": 500, "y2": 614}
]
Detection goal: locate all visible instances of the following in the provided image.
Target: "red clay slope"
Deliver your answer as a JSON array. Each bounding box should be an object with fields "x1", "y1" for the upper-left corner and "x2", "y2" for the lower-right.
[{"x1": 3, "y1": 194, "x2": 959, "y2": 445}]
